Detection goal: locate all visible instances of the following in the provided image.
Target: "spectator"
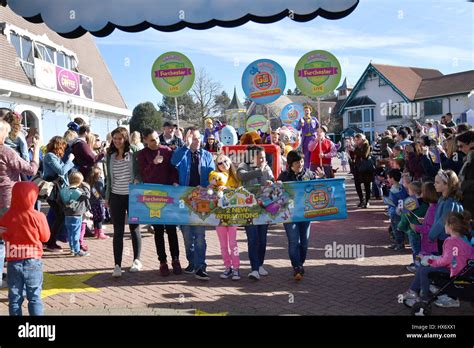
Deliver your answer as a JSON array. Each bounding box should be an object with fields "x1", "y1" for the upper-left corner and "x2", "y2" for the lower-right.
[
  {"x1": 444, "y1": 113, "x2": 456, "y2": 128},
  {"x1": 308, "y1": 125, "x2": 337, "y2": 178},
  {"x1": 350, "y1": 133, "x2": 374, "y2": 208},
  {"x1": 130, "y1": 131, "x2": 144, "y2": 151},
  {"x1": 3, "y1": 112, "x2": 28, "y2": 161},
  {"x1": 159, "y1": 121, "x2": 184, "y2": 150},
  {"x1": 456, "y1": 130, "x2": 474, "y2": 217},
  {"x1": 396, "y1": 129, "x2": 413, "y2": 147},
  {"x1": 106, "y1": 127, "x2": 142, "y2": 278},
  {"x1": 71, "y1": 125, "x2": 106, "y2": 177}
]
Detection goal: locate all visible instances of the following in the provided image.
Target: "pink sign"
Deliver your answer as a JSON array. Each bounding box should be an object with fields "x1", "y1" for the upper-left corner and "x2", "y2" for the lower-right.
[
  {"x1": 297, "y1": 67, "x2": 338, "y2": 77},
  {"x1": 155, "y1": 68, "x2": 192, "y2": 78},
  {"x1": 56, "y1": 66, "x2": 80, "y2": 96},
  {"x1": 137, "y1": 195, "x2": 174, "y2": 204}
]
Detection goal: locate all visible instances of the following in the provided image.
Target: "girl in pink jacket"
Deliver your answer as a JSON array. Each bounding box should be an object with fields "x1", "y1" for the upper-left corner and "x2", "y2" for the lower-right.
[
  {"x1": 402, "y1": 211, "x2": 474, "y2": 308},
  {"x1": 411, "y1": 182, "x2": 439, "y2": 256}
]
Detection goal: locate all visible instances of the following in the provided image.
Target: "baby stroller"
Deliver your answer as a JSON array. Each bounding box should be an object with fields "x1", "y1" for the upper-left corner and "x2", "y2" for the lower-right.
[{"x1": 407, "y1": 259, "x2": 474, "y2": 316}]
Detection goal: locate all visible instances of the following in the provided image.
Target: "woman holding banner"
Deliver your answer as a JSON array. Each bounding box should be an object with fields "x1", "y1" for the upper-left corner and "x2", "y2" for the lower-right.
[{"x1": 237, "y1": 145, "x2": 274, "y2": 280}]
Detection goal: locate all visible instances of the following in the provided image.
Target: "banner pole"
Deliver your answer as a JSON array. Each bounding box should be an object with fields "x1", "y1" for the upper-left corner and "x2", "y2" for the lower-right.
[
  {"x1": 318, "y1": 97, "x2": 322, "y2": 168},
  {"x1": 174, "y1": 97, "x2": 180, "y2": 129}
]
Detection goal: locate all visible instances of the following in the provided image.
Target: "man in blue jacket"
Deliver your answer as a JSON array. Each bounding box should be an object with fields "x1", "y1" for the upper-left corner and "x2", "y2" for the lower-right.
[{"x1": 171, "y1": 128, "x2": 215, "y2": 280}]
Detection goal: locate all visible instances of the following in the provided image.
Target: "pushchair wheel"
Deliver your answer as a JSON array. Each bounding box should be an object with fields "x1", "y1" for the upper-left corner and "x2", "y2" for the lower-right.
[{"x1": 412, "y1": 302, "x2": 431, "y2": 316}]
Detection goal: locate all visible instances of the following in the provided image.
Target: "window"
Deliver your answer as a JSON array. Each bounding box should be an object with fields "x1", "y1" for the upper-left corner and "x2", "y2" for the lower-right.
[
  {"x1": 35, "y1": 43, "x2": 54, "y2": 63},
  {"x1": 424, "y1": 99, "x2": 443, "y2": 116},
  {"x1": 379, "y1": 78, "x2": 388, "y2": 86},
  {"x1": 371, "y1": 108, "x2": 374, "y2": 122},
  {"x1": 349, "y1": 110, "x2": 362, "y2": 123},
  {"x1": 363, "y1": 109, "x2": 371, "y2": 123}
]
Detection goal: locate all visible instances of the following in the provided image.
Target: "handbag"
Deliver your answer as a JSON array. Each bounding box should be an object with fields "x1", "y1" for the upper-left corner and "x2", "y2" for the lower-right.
[
  {"x1": 31, "y1": 174, "x2": 55, "y2": 201},
  {"x1": 46, "y1": 177, "x2": 65, "y2": 207},
  {"x1": 358, "y1": 156, "x2": 375, "y2": 173}
]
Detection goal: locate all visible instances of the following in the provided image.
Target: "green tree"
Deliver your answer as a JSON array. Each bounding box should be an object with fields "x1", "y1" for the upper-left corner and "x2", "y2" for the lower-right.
[
  {"x1": 158, "y1": 93, "x2": 200, "y2": 121},
  {"x1": 129, "y1": 102, "x2": 163, "y2": 135},
  {"x1": 212, "y1": 90, "x2": 230, "y2": 117}
]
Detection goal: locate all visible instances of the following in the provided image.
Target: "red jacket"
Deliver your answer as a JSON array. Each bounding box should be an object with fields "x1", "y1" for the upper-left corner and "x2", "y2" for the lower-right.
[
  {"x1": 136, "y1": 145, "x2": 179, "y2": 185},
  {"x1": 0, "y1": 182, "x2": 50, "y2": 261},
  {"x1": 309, "y1": 138, "x2": 333, "y2": 165}
]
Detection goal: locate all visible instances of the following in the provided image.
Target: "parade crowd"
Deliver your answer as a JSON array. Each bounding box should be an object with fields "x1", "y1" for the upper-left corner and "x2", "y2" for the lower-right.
[{"x1": 0, "y1": 105, "x2": 472, "y2": 315}]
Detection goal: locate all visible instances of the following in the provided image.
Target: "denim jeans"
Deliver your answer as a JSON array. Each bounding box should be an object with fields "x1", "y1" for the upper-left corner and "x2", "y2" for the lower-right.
[
  {"x1": 390, "y1": 214, "x2": 404, "y2": 245},
  {"x1": 8, "y1": 259, "x2": 44, "y2": 316},
  {"x1": 410, "y1": 265, "x2": 450, "y2": 300},
  {"x1": 408, "y1": 233, "x2": 421, "y2": 264},
  {"x1": 64, "y1": 216, "x2": 82, "y2": 254},
  {"x1": 245, "y1": 225, "x2": 268, "y2": 271},
  {"x1": 180, "y1": 225, "x2": 206, "y2": 271},
  {"x1": 284, "y1": 222, "x2": 311, "y2": 269}
]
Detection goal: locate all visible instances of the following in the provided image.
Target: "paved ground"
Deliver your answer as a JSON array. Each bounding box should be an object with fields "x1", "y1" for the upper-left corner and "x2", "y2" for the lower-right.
[{"x1": 1, "y1": 169, "x2": 472, "y2": 316}]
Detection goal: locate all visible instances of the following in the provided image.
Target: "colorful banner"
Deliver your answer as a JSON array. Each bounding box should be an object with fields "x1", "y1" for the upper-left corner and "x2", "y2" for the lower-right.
[
  {"x1": 280, "y1": 103, "x2": 304, "y2": 128},
  {"x1": 242, "y1": 59, "x2": 286, "y2": 104},
  {"x1": 128, "y1": 179, "x2": 347, "y2": 226},
  {"x1": 294, "y1": 50, "x2": 341, "y2": 97},
  {"x1": 151, "y1": 52, "x2": 195, "y2": 97},
  {"x1": 34, "y1": 58, "x2": 94, "y2": 100}
]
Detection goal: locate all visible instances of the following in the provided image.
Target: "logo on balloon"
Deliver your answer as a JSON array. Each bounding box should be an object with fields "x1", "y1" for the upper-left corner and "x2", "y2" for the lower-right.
[{"x1": 242, "y1": 59, "x2": 286, "y2": 104}]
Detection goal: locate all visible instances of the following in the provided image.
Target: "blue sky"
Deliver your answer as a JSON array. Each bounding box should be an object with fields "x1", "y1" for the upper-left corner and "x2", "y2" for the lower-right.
[{"x1": 95, "y1": 0, "x2": 474, "y2": 110}]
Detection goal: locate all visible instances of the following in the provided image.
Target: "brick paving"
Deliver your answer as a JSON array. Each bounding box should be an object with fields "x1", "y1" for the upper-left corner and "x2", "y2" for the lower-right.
[{"x1": 0, "y1": 170, "x2": 472, "y2": 316}]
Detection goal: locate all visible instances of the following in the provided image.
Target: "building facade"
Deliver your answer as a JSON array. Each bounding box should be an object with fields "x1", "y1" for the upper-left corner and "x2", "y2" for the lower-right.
[
  {"x1": 339, "y1": 63, "x2": 474, "y2": 141},
  {"x1": 0, "y1": 4, "x2": 131, "y2": 143}
]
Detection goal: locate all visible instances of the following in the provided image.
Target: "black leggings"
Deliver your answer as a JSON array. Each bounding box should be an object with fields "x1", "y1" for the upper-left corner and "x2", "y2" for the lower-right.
[
  {"x1": 47, "y1": 203, "x2": 64, "y2": 247},
  {"x1": 153, "y1": 225, "x2": 179, "y2": 263},
  {"x1": 354, "y1": 171, "x2": 371, "y2": 203},
  {"x1": 109, "y1": 193, "x2": 141, "y2": 267}
]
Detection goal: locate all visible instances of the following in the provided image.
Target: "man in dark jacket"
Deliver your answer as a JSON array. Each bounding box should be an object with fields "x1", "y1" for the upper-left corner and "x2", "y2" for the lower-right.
[
  {"x1": 159, "y1": 121, "x2": 184, "y2": 150},
  {"x1": 136, "y1": 128, "x2": 181, "y2": 277}
]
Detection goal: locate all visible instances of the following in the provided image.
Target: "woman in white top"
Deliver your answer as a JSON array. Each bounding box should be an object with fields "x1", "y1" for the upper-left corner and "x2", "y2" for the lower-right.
[{"x1": 105, "y1": 127, "x2": 142, "y2": 277}]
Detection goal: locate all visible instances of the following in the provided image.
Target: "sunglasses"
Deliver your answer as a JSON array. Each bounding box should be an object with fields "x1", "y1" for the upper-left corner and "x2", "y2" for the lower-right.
[{"x1": 217, "y1": 161, "x2": 228, "y2": 166}]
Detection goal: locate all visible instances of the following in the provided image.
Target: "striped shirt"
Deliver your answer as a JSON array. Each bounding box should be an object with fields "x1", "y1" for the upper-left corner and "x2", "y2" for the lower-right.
[{"x1": 111, "y1": 156, "x2": 130, "y2": 195}]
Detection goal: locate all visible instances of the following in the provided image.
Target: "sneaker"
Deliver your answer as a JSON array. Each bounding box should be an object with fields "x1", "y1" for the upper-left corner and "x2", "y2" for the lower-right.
[
  {"x1": 184, "y1": 264, "x2": 195, "y2": 274},
  {"x1": 406, "y1": 264, "x2": 417, "y2": 273},
  {"x1": 74, "y1": 250, "x2": 90, "y2": 257},
  {"x1": 300, "y1": 266, "x2": 305, "y2": 275},
  {"x1": 112, "y1": 265, "x2": 122, "y2": 278},
  {"x1": 195, "y1": 269, "x2": 210, "y2": 281},
  {"x1": 404, "y1": 297, "x2": 422, "y2": 308},
  {"x1": 388, "y1": 244, "x2": 398, "y2": 250},
  {"x1": 220, "y1": 267, "x2": 233, "y2": 279},
  {"x1": 258, "y1": 266, "x2": 269, "y2": 276},
  {"x1": 357, "y1": 201, "x2": 364, "y2": 208},
  {"x1": 393, "y1": 244, "x2": 405, "y2": 251},
  {"x1": 130, "y1": 259, "x2": 142, "y2": 273},
  {"x1": 429, "y1": 284, "x2": 440, "y2": 294},
  {"x1": 401, "y1": 289, "x2": 419, "y2": 300},
  {"x1": 172, "y1": 259, "x2": 182, "y2": 275},
  {"x1": 362, "y1": 202, "x2": 370, "y2": 208},
  {"x1": 434, "y1": 295, "x2": 460, "y2": 308},
  {"x1": 248, "y1": 270, "x2": 260, "y2": 280},
  {"x1": 147, "y1": 225, "x2": 155, "y2": 234},
  {"x1": 293, "y1": 268, "x2": 303, "y2": 281},
  {"x1": 80, "y1": 244, "x2": 89, "y2": 252},
  {"x1": 159, "y1": 262, "x2": 170, "y2": 277},
  {"x1": 231, "y1": 269, "x2": 241, "y2": 281}
]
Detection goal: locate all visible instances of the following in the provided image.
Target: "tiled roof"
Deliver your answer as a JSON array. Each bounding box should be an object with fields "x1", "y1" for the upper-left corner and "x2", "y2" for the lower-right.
[
  {"x1": 372, "y1": 63, "x2": 443, "y2": 100},
  {"x1": 414, "y1": 70, "x2": 474, "y2": 100}
]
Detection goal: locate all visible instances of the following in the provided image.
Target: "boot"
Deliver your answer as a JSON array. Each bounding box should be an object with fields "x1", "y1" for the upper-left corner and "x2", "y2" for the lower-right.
[
  {"x1": 80, "y1": 222, "x2": 88, "y2": 251},
  {"x1": 95, "y1": 228, "x2": 109, "y2": 240}
]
